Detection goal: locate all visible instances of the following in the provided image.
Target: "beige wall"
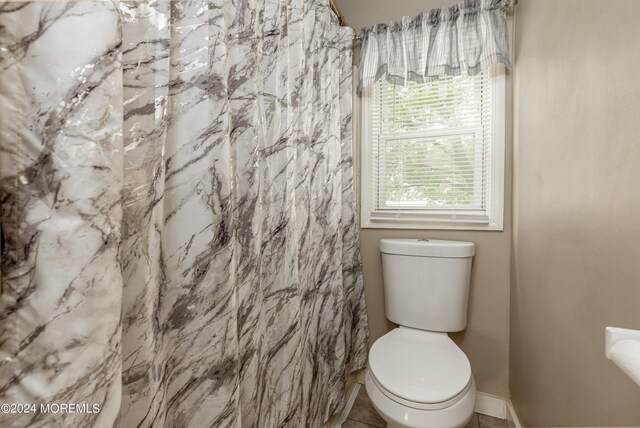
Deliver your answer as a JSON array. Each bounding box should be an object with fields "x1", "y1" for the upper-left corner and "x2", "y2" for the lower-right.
[
  {"x1": 337, "y1": 0, "x2": 513, "y2": 399},
  {"x1": 335, "y1": 0, "x2": 460, "y2": 31},
  {"x1": 511, "y1": 0, "x2": 640, "y2": 426}
]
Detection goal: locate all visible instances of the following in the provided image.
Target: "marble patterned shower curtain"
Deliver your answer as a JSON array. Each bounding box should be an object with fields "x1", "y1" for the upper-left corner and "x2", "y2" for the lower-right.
[{"x1": 0, "y1": 1, "x2": 368, "y2": 427}]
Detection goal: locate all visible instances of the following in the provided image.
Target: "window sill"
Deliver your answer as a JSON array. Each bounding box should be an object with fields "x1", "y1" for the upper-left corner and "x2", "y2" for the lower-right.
[{"x1": 361, "y1": 220, "x2": 504, "y2": 231}]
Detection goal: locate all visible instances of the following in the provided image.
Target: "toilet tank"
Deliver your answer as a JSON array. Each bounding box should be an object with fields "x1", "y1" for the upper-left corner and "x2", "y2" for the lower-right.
[{"x1": 380, "y1": 239, "x2": 475, "y2": 333}]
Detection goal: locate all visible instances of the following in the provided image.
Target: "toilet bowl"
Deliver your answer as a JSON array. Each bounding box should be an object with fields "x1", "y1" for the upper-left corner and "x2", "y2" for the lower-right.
[
  {"x1": 365, "y1": 327, "x2": 476, "y2": 428},
  {"x1": 369, "y1": 239, "x2": 477, "y2": 428}
]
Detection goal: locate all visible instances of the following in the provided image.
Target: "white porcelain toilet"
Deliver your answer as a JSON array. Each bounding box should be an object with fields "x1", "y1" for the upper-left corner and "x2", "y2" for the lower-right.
[{"x1": 366, "y1": 239, "x2": 476, "y2": 428}]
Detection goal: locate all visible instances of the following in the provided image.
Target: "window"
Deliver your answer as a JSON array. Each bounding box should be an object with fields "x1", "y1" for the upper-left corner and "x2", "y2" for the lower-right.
[{"x1": 361, "y1": 66, "x2": 506, "y2": 230}]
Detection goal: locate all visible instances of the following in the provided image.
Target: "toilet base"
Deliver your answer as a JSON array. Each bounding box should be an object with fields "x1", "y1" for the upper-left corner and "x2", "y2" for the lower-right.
[{"x1": 365, "y1": 369, "x2": 476, "y2": 428}]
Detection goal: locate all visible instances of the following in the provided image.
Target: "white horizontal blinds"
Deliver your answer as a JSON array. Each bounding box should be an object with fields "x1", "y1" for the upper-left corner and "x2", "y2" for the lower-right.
[{"x1": 370, "y1": 72, "x2": 492, "y2": 217}]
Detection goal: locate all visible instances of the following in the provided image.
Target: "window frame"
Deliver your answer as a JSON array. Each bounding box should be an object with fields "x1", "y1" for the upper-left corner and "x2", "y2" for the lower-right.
[{"x1": 360, "y1": 66, "x2": 506, "y2": 231}]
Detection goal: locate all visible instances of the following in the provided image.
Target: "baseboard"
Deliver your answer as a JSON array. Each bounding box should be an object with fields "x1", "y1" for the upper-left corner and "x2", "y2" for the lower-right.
[
  {"x1": 333, "y1": 381, "x2": 361, "y2": 428},
  {"x1": 476, "y1": 393, "x2": 524, "y2": 427},
  {"x1": 506, "y1": 399, "x2": 523, "y2": 427},
  {"x1": 475, "y1": 392, "x2": 507, "y2": 420}
]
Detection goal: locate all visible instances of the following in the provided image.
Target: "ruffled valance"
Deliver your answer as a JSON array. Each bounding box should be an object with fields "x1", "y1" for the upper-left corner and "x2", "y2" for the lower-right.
[{"x1": 358, "y1": 0, "x2": 512, "y2": 92}]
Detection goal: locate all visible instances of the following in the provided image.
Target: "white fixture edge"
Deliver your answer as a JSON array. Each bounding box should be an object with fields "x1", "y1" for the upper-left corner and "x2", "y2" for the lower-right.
[
  {"x1": 605, "y1": 326, "x2": 640, "y2": 387},
  {"x1": 333, "y1": 382, "x2": 361, "y2": 428},
  {"x1": 506, "y1": 398, "x2": 523, "y2": 428}
]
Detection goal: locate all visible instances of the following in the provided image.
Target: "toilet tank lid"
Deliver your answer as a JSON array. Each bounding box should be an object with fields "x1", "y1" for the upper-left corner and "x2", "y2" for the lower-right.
[{"x1": 380, "y1": 239, "x2": 475, "y2": 258}]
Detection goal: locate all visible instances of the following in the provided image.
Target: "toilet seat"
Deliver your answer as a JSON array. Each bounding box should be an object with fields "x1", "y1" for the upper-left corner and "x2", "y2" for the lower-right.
[
  {"x1": 369, "y1": 370, "x2": 473, "y2": 411},
  {"x1": 368, "y1": 327, "x2": 472, "y2": 409}
]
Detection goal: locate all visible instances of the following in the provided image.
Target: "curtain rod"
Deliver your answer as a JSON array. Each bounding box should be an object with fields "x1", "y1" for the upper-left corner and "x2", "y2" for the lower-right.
[{"x1": 329, "y1": 0, "x2": 349, "y2": 27}]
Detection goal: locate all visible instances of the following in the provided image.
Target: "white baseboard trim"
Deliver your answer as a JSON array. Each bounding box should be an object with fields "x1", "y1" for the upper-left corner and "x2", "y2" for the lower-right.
[
  {"x1": 476, "y1": 393, "x2": 524, "y2": 427},
  {"x1": 506, "y1": 399, "x2": 523, "y2": 428},
  {"x1": 475, "y1": 392, "x2": 507, "y2": 420},
  {"x1": 333, "y1": 382, "x2": 361, "y2": 428}
]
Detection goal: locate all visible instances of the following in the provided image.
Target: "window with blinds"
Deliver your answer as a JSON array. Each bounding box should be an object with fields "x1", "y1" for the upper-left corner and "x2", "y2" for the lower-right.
[{"x1": 361, "y1": 67, "x2": 506, "y2": 229}]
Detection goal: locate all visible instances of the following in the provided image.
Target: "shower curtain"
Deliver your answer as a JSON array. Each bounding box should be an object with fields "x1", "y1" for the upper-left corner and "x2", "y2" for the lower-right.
[{"x1": 0, "y1": 1, "x2": 368, "y2": 427}]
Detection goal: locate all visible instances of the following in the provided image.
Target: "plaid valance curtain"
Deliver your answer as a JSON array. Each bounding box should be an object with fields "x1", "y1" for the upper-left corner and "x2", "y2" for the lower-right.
[{"x1": 357, "y1": 0, "x2": 512, "y2": 92}]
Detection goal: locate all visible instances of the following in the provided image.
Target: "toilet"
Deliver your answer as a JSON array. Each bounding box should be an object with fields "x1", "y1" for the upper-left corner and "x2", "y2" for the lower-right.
[{"x1": 366, "y1": 239, "x2": 476, "y2": 428}]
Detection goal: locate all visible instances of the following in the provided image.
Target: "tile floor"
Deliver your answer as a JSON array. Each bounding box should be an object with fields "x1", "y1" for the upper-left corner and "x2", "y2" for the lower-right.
[{"x1": 343, "y1": 386, "x2": 512, "y2": 428}]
